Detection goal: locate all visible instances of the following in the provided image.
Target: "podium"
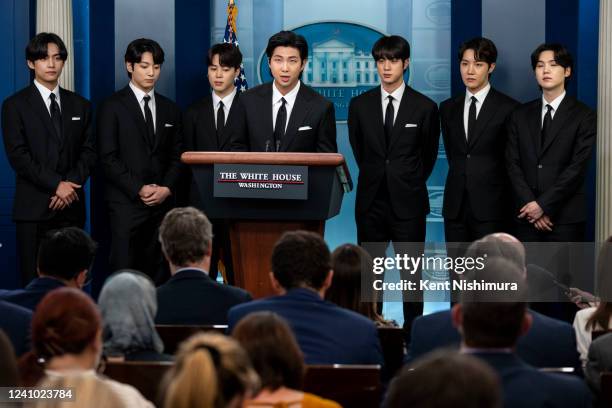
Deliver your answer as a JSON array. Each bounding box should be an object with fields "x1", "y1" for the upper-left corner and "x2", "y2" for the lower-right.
[{"x1": 181, "y1": 152, "x2": 352, "y2": 298}]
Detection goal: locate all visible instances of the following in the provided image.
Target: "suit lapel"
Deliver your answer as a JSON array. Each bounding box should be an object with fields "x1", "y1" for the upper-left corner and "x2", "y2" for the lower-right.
[
  {"x1": 540, "y1": 96, "x2": 573, "y2": 156},
  {"x1": 451, "y1": 94, "x2": 467, "y2": 146},
  {"x1": 281, "y1": 84, "x2": 312, "y2": 152},
  {"x1": 528, "y1": 100, "x2": 543, "y2": 158},
  {"x1": 258, "y1": 84, "x2": 274, "y2": 150},
  {"x1": 26, "y1": 85, "x2": 61, "y2": 144},
  {"x1": 366, "y1": 87, "x2": 386, "y2": 154},
  {"x1": 119, "y1": 86, "x2": 151, "y2": 152},
  {"x1": 468, "y1": 89, "x2": 497, "y2": 148},
  {"x1": 59, "y1": 88, "x2": 73, "y2": 150},
  {"x1": 388, "y1": 86, "x2": 418, "y2": 151},
  {"x1": 154, "y1": 93, "x2": 165, "y2": 152}
]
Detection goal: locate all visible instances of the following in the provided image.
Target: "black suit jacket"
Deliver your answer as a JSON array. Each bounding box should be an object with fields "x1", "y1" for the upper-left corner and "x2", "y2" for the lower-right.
[
  {"x1": 506, "y1": 95, "x2": 596, "y2": 224},
  {"x1": 232, "y1": 82, "x2": 337, "y2": 152},
  {"x1": 440, "y1": 88, "x2": 518, "y2": 220},
  {"x1": 0, "y1": 277, "x2": 65, "y2": 311},
  {"x1": 1, "y1": 84, "x2": 96, "y2": 222},
  {"x1": 97, "y1": 86, "x2": 182, "y2": 204},
  {"x1": 0, "y1": 300, "x2": 32, "y2": 356},
  {"x1": 348, "y1": 85, "x2": 439, "y2": 218},
  {"x1": 155, "y1": 269, "x2": 251, "y2": 325}
]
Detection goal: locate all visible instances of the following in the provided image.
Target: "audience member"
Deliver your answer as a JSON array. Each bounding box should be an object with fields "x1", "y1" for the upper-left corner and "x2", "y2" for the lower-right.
[
  {"x1": 0, "y1": 299, "x2": 32, "y2": 356},
  {"x1": 328, "y1": 244, "x2": 397, "y2": 327},
  {"x1": 31, "y1": 373, "x2": 126, "y2": 408},
  {"x1": 384, "y1": 349, "x2": 501, "y2": 408},
  {"x1": 0, "y1": 330, "x2": 19, "y2": 387},
  {"x1": 233, "y1": 311, "x2": 342, "y2": 408},
  {"x1": 573, "y1": 237, "x2": 612, "y2": 366},
  {"x1": 228, "y1": 230, "x2": 383, "y2": 365},
  {"x1": 18, "y1": 288, "x2": 153, "y2": 407},
  {"x1": 162, "y1": 332, "x2": 259, "y2": 408},
  {"x1": 453, "y1": 257, "x2": 591, "y2": 407},
  {"x1": 98, "y1": 270, "x2": 172, "y2": 361},
  {"x1": 0, "y1": 227, "x2": 96, "y2": 310},
  {"x1": 156, "y1": 207, "x2": 251, "y2": 325},
  {"x1": 407, "y1": 233, "x2": 580, "y2": 369},
  {"x1": 585, "y1": 332, "x2": 612, "y2": 401}
]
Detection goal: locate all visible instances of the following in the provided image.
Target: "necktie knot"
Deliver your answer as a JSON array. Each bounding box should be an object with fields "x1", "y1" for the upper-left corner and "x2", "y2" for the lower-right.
[
  {"x1": 545, "y1": 104, "x2": 553, "y2": 114},
  {"x1": 280, "y1": 97, "x2": 287, "y2": 107},
  {"x1": 471, "y1": 96, "x2": 477, "y2": 104},
  {"x1": 143, "y1": 95, "x2": 151, "y2": 105},
  {"x1": 387, "y1": 95, "x2": 394, "y2": 103},
  {"x1": 50, "y1": 93, "x2": 56, "y2": 102},
  {"x1": 218, "y1": 100, "x2": 224, "y2": 109}
]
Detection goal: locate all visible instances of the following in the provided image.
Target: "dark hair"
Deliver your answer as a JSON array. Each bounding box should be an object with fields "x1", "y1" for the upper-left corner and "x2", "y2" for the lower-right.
[
  {"x1": 328, "y1": 244, "x2": 390, "y2": 325},
  {"x1": 587, "y1": 236, "x2": 612, "y2": 331},
  {"x1": 37, "y1": 227, "x2": 97, "y2": 282},
  {"x1": 124, "y1": 38, "x2": 165, "y2": 78},
  {"x1": 460, "y1": 257, "x2": 529, "y2": 348},
  {"x1": 233, "y1": 312, "x2": 304, "y2": 391},
  {"x1": 207, "y1": 43, "x2": 242, "y2": 69},
  {"x1": 159, "y1": 207, "x2": 212, "y2": 267},
  {"x1": 530, "y1": 43, "x2": 573, "y2": 83},
  {"x1": 458, "y1": 37, "x2": 497, "y2": 65},
  {"x1": 26, "y1": 32, "x2": 68, "y2": 62},
  {"x1": 385, "y1": 350, "x2": 502, "y2": 408},
  {"x1": 371, "y1": 35, "x2": 410, "y2": 61},
  {"x1": 271, "y1": 230, "x2": 330, "y2": 290},
  {"x1": 265, "y1": 31, "x2": 308, "y2": 61},
  {"x1": 18, "y1": 288, "x2": 101, "y2": 386}
]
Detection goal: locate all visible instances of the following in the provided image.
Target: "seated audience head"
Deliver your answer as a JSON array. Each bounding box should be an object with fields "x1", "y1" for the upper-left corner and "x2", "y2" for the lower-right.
[
  {"x1": 37, "y1": 227, "x2": 97, "y2": 288},
  {"x1": 98, "y1": 270, "x2": 164, "y2": 358},
  {"x1": 33, "y1": 373, "x2": 125, "y2": 408},
  {"x1": 159, "y1": 207, "x2": 213, "y2": 274},
  {"x1": 452, "y1": 257, "x2": 530, "y2": 349},
  {"x1": 19, "y1": 288, "x2": 102, "y2": 386},
  {"x1": 328, "y1": 244, "x2": 388, "y2": 324},
  {"x1": 163, "y1": 332, "x2": 259, "y2": 408},
  {"x1": 384, "y1": 349, "x2": 502, "y2": 408},
  {"x1": 270, "y1": 230, "x2": 332, "y2": 296},
  {"x1": 233, "y1": 311, "x2": 304, "y2": 391},
  {"x1": 466, "y1": 233, "x2": 525, "y2": 273},
  {"x1": 586, "y1": 236, "x2": 612, "y2": 331},
  {"x1": 0, "y1": 330, "x2": 19, "y2": 387}
]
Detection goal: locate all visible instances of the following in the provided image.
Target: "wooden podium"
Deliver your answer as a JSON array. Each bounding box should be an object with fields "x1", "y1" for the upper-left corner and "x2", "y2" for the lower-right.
[{"x1": 181, "y1": 152, "x2": 352, "y2": 298}]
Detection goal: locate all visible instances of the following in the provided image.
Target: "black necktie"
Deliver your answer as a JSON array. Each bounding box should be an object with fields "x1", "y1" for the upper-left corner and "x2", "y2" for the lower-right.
[
  {"x1": 143, "y1": 95, "x2": 155, "y2": 148},
  {"x1": 384, "y1": 95, "x2": 394, "y2": 148},
  {"x1": 216, "y1": 101, "x2": 225, "y2": 147},
  {"x1": 49, "y1": 93, "x2": 62, "y2": 141},
  {"x1": 467, "y1": 96, "x2": 477, "y2": 142},
  {"x1": 541, "y1": 104, "x2": 553, "y2": 149},
  {"x1": 274, "y1": 97, "x2": 287, "y2": 152}
]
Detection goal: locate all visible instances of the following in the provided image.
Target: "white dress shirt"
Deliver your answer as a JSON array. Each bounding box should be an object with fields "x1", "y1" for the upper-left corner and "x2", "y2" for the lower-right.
[
  {"x1": 272, "y1": 80, "x2": 301, "y2": 133},
  {"x1": 541, "y1": 91, "x2": 566, "y2": 126},
  {"x1": 463, "y1": 83, "x2": 491, "y2": 138},
  {"x1": 129, "y1": 81, "x2": 156, "y2": 132},
  {"x1": 212, "y1": 87, "x2": 237, "y2": 128},
  {"x1": 381, "y1": 81, "x2": 405, "y2": 125},
  {"x1": 33, "y1": 79, "x2": 61, "y2": 115}
]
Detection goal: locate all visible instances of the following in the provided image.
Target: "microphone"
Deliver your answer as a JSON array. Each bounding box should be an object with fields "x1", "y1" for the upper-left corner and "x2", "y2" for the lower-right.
[
  {"x1": 265, "y1": 140, "x2": 271, "y2": 152},
  {"x1": 276, "y1": 140, "x2": 281, "y2": 152}
]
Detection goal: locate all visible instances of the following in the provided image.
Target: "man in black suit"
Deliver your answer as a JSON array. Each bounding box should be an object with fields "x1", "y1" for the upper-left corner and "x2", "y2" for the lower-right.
[
  {"x1": 506, "y1": 43, "x2": 596, "y2": 242},
  {"x1": 348, "y1": 35, "x2": 440, "y2": 329},
  {"x1": 182, "y1": 43, "x2": 245, "y2": 282},
  {"x1": 231, "y1": 30, "x2": 336, "y2": 152},
  {"x1": 98, "y1": 39, "x2": 182, "y2": 282},
  {"x1": 453, "y1": 257, "x2": 591, "y2": 407},
  {"x1": 156, "y1": 207, "x2": 251, "y2": 325},
  {"x1": 0, "y1": 227, "x2": 96, "y2": 311},
  {"x1": 0, "y1": 301, "x2": 32, "y2": 356},
  {"x1": 1, "y1": 33, "x2": 96, "y2": 285},
  {"x1": 441, "y1": 38, "x2": 518, "y2": 244}
]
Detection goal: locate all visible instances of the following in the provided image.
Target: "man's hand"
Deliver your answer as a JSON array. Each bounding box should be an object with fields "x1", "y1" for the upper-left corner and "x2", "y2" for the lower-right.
[
  {"x1": 49, "y1": 195, "x2": 68, "y2": 210},
  {"x1": 518, "y1": 201, "x2": 544, "y2": 222},
  {"x1": 533, "y1": 215, "x2": 553, "y2": 231},
  {"x1": 139, "y1": 184, "x2": 157, "y2": 201},
  {"x1": 55, "y1": 181, "x2": 80, "y2": 204},
  {"x1": 142, "y1": 186, "x2": 171, "y2": 206}
]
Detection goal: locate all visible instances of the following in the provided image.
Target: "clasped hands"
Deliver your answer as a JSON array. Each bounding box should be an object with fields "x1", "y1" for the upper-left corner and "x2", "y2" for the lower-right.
[
  {"x1": 139, "y1": 184, "x2": 171, "y2": 206},
  {"x1": 49, "y1": 181, "x2": 81, "y2": 210},
  {"x1": 518, "y1": 201, "x2": 553, "y2": 231}
]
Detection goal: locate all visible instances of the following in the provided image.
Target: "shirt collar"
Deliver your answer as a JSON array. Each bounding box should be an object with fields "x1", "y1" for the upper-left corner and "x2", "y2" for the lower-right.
[
  {"x1": 174, "y1": 267, "x2": 209, "y2": 276},
  {"x1": 34, "y1": 79, "x2": 60, "y2": 104},
  {"x1": 272, "y1": 80, "x2": 301, "y2": 106},
  {"x1": 465, "y1": 83, "x2": 491, "y2": 104},
  {"x1": 542, "y1": 91, "x2": 566, "y2": 112},
  {"x1": 381, "y1": 81, "x2": 406, "y2": 103},
  {"x1": 129, "y1": 81, "x2": 155, "y2": 104},
  {"x1": 212, "y1": 87, "x2": 237, "y2": 109}
]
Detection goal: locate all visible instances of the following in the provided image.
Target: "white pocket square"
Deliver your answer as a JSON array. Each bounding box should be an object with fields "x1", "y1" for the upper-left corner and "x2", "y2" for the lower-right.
[
  {"x1": 298, "y1": 126, "x2": 312, "y2": 131},
  {"x1": 405, "y1": 123, "x2": 418, "y2": 128},
  {"x1": 71, "y1": 117, "x2": 80, "y2": 121},
  {"x1": 164, "y1": 123, "x2": 174, "y2": 128}
]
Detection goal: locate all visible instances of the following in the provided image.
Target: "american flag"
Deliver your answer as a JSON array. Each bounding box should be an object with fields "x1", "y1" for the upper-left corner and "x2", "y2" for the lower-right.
[{"x1": 223, "y1": 0, "x2": 248, "y2": 92}]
